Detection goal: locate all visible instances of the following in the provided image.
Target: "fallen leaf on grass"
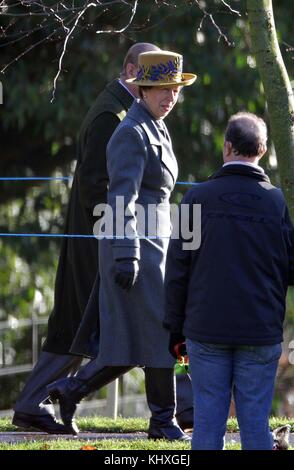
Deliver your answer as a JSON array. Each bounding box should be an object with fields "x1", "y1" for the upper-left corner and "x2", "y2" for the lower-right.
[{"x1": 40, "y1": 444, "x2": 50, "y2": 450}]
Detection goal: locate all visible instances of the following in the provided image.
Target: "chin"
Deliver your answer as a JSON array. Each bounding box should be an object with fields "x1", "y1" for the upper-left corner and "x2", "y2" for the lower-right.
[{"x1": 160, "y1": 111, "x2": 170, "y2": 119}]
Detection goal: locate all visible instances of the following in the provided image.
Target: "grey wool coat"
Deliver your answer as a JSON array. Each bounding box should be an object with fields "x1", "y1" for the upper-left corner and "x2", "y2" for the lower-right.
[{"x1": 96, "y1": 100, "x2": 178, "y2": 368}]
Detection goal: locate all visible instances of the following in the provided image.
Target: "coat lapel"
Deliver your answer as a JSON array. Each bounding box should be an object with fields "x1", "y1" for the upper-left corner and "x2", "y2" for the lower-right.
[{"x1": 128, "y1": 100, "x2": 178, "y2": 183}]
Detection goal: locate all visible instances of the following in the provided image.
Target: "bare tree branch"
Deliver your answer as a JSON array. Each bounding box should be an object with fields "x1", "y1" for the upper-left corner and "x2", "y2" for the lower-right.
[
  {"x1": 50, "y1": 0, "x2": 138, "y2": 101},
  {"x1": 50, "y1": 1, "x2": 97, "y2": 102},
  {"x1": 0, "y1": 0, "x2": 242, "y2": 97},
  {"x1": 95, "y1": 0, "x2": 137, "y2": 33},
  {"x1": 193, "y1": 0, "x2": 237, "y2": 46},
  {"x1": 220, "y1": 0, "x2": 241, "y2": 17}
]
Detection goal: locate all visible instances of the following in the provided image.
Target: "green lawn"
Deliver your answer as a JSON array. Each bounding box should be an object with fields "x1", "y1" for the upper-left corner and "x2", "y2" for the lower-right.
[
  {"x1": 1, "y1": 415, "x2": 293, "y2": 433},
  {"x1": 0, "y1": 416, "x2": 292, "y2": 451},
  {"x1": 0, "y1": 439, "x2": 191, "y2": 451}
]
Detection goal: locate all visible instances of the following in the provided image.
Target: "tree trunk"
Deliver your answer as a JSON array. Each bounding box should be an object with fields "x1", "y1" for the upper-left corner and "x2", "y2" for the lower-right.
[{"x1": 247, "y1": 0, "x2": 294, "y2": 218}]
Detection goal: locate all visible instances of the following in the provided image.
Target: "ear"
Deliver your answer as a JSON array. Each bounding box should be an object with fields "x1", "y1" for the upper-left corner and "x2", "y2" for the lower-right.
[
  {"x1": 125, "y1": 63, "x2": 137, "y2": 80},
  {"x1": 223, "y1": 141, "x2": 233, "y2": 160},
  {"x1": 225, "y1": 141, "x2": 233, "y2": 153},
  {"x1": 258, "y1": 145, "x2": 267, "y2": 160}
]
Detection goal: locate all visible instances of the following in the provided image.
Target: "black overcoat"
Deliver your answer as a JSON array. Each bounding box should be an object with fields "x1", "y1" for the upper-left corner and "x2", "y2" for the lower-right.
[{"x1": 42, "y1": 80, "x2": 133, "y2": 353}]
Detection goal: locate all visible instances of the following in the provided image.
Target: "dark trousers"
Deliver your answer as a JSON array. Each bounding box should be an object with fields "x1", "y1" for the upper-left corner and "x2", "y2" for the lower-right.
[{"x1": 14, "y1": 352, "x2": 82, "y2": 415}]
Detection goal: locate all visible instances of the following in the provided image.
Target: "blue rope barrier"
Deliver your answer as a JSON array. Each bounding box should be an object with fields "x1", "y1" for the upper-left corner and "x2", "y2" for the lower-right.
[
  {"x1": 0, "y1": 177, "x2": 198, "y2": 185},
  {"x1": 0, "y1": 233, "x2": 170, "y2": 239},
  {"x1": 0, "y1": 177, "x2": 199, "y2": 239},
  {"x1": 0, "y1": 177, "x2": 71, "y2": 181},
  {"x1": 0, "y1": 233, "x2": 94, "y2": 238}
]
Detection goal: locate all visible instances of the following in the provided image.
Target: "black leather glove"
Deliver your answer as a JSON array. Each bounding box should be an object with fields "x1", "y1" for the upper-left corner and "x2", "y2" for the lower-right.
[
  {"x1": 114, "y1": 258, "x2": 139, "y2": 291},
  {"x1": 169, "y1": 332, "x2": 186, "y2": 359}
]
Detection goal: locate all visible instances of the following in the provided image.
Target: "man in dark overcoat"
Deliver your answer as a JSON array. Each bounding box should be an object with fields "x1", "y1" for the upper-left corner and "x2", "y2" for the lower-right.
[{"x1": 12, "y1": 43, "x2": 160, "y2": 433}]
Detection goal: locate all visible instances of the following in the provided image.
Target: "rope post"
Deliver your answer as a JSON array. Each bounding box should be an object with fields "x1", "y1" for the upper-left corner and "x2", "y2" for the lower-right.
[{"x1": 106, "y1": 379, "x2": 119, "y2": 419}]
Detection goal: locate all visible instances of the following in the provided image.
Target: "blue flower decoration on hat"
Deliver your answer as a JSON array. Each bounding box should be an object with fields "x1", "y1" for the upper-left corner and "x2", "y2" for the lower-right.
[{"x1": 136, "y1": 56, "x2": 182, "y2": 83}]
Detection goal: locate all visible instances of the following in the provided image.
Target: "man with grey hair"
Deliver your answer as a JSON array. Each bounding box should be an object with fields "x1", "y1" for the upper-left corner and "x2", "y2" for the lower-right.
[
  {"x1": 224, "y1": 112, "x2": 268, "y2": 159},
  {"x1": 165, "y1": 112, "x2": 294, "y2": 449},
  {"x1": 12, "y1": 42, "x2": 161, "y2": 434}
]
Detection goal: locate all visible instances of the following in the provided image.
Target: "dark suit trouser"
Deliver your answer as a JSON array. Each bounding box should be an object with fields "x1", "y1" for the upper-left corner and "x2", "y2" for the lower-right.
[{"x1": 14, "y1": 352, "x2": 82, "y2": 415}]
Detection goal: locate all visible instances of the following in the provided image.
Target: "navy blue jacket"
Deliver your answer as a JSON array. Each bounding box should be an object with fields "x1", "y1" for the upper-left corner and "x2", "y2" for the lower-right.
[{"x1": 164, "y1": 165, "x2": 294, "y2": 345}]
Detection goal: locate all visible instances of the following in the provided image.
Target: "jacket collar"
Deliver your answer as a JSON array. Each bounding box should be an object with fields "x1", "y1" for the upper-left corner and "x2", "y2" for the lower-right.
[
  {"x1": 106, "y1": 79, "x2": 134, "y2": 111},
  {"x1": 210, "y1": 164, "x2": 271, "y2": 183},
  {"x1": 127, "y1": 100, "x2": 178, "y2": 184},
  {"x1": 127, "y1": 99, "x2": 163, "y2": 145}
]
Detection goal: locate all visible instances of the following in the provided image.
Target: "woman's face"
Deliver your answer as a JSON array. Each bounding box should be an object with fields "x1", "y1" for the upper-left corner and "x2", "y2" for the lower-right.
[{"x1": 143, "y1": 86, "x2": 181, "y2": 120}]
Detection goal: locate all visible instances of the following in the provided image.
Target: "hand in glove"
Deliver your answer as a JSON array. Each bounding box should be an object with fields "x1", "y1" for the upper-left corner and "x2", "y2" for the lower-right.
[
  {"x1": 169, "y1": 332, "x2": 186, "y2": 359},
  {"x1": 114, "y1": 258, "x2": 139, "y2": 291}
]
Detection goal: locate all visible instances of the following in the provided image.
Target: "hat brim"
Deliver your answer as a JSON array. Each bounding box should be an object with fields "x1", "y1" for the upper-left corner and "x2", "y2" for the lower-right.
[{"x1": 125, "y1": 73, "x2": 197, "y2": 87}]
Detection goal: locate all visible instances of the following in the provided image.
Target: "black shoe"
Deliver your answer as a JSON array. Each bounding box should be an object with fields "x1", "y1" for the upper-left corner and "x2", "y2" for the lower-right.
[
  {"x1": 12, "y1": 411, "x2": 69, "y2": 434},
  {"x1": 47, "y1": 378, "x2": 81, "y2": 435},
  {"x1": 47, "y1": 368, "x2": 132, "y2": 436},
  {"x1": 148, "y1": 420, "x2": 191, "y2": 441}
]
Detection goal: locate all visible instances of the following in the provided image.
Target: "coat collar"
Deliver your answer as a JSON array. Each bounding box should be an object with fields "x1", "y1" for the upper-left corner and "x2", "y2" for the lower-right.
[
  {"x1": 127, "y1": 99, "x2": 163, "y2": 145},
  {"x1": 106, "y1": 79, "x2": 134, "y2": 111},
  {"x1": 210, "y1": 164, "x2": 271, "y2": 183},
  {"x1": 127, "y1": 100, "x2": 178, "y2": 184}
]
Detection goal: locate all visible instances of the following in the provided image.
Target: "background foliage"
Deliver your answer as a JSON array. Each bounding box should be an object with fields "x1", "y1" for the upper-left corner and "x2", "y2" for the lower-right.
[{"x1": 0, "y1": 0, "x2": 293, "y2": 414}]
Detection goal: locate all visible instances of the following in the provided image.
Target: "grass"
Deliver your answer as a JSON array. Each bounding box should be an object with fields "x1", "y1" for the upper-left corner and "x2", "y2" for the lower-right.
[
  {"x1": 0, "y1": 416, "x2": 147, "y2": 433},
  {"x1": 1, "y1": 416, "x2": 293, "y2": 433},
  {"x1": 0, "y1": 416, "x2": 292, "y2": 450},
  {"x1": 1, "y1": 440, "x2": 292, "y2": 451},
  {"x1": 226, "y1": 416, "x2": 294, "y2": 433},
  {"x1": 0, "y1": 439, "x2": 191, "y2": 451}
]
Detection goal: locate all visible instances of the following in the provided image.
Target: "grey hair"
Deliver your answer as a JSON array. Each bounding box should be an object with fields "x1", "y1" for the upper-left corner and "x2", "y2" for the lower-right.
[{"x1": 225, "y1": 112, "x2": 268, "y2": 157}]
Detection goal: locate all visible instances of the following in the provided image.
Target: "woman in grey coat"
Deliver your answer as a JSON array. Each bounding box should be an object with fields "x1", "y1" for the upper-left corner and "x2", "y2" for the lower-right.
[{"x1": 48, "y1": 51, "x2": 196, "y2": 439}]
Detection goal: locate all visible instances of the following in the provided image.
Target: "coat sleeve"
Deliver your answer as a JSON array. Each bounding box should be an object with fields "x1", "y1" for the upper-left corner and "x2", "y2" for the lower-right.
[
  {"x1": 283, "y1": 206, "x2": 294, "y2": 285},
  {"x1": 163, "y1": 191, "x2": 194, "y2": 334},
  {"x1": 106, "y1": 124, "x2": 148, "y2": 261},
  {"x1": 77, "y1": 112, "x2": 121, "y2": 210}
]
